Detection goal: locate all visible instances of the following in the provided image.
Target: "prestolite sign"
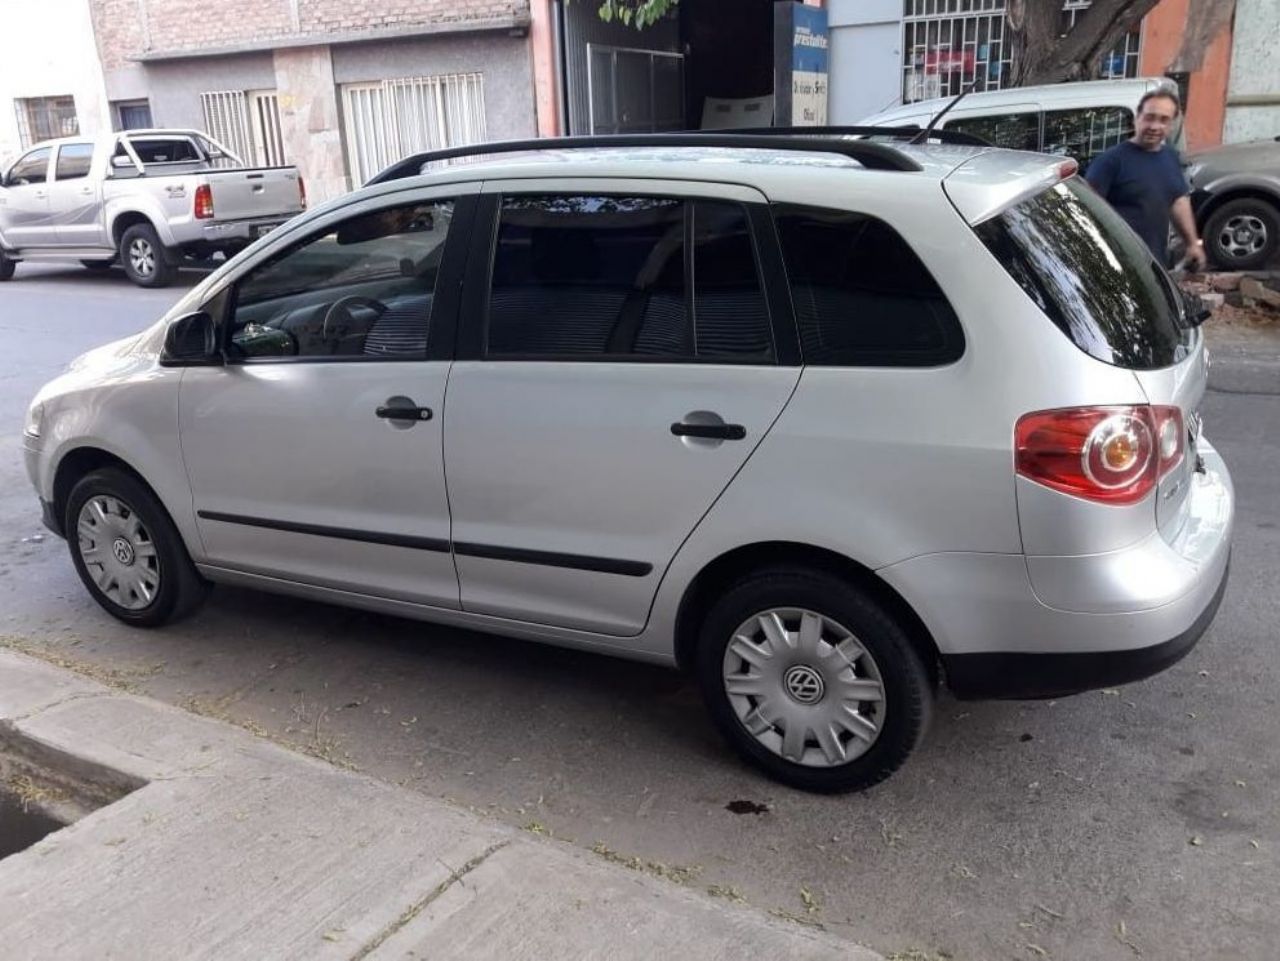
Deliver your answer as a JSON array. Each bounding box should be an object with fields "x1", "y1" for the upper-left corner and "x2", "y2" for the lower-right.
[{"x1": 773, "y1": 2, "x2": 829, "y2": 126}]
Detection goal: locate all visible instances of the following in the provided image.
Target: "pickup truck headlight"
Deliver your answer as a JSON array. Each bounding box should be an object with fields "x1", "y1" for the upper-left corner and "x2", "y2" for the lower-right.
[{"x1": 23, "y1": 402, "x2": 44, "y2": 442}]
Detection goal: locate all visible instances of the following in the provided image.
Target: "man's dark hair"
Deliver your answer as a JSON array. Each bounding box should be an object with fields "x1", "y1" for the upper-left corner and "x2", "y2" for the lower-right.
[{"x1": 1137, "y1": 88, "x2": 1181, "y2": 117}]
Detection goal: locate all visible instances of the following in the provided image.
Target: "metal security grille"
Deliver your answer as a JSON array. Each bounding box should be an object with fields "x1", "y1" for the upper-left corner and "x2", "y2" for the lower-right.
[
  {"x1": 341, "y1": 73, "x2": 487, "y2": 185},
  {"x1": 200, "y1": 90, "x2": 287, "y2": 167},
  {"x1": 902, "y1": 0, "x2": 1144, "y2": 103},
  {"x1": 14, "y1": 96, "x2": 79, "y2": 147},
  {"x1": 902, "y1": 0, "x2": 1011, "y2": 103},
  {"x1": 586, "y1": 45, "x2": 685, "y2": 134}
]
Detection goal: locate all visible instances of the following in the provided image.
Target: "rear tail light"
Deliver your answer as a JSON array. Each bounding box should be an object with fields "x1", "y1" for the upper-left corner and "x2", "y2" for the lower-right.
[
  {"x1": 1016, "y1": 405, "x2": 1184, "y2": 506},
  {"x1": 298, "y1": 176, "x2": 307, "y2": 210},
  {"x1": 194, "y1": 184, "x2": 214, "y2": 220}
]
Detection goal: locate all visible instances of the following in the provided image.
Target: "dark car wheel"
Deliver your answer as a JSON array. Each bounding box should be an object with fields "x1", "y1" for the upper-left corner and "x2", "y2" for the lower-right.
[
  {"x1": 0, "y1": 253, "x2": 15, "y2": 281},
  {"x1": 65, "y1": 468, "x2": 208, "y2": 627},
  {"x1": 1204, "y1": 198, "x2": 1280, "y2": 271},
  {"x1": 120, "y1": 223, "x2": 175, "y2": 288},
  {"x1": 695, "y1": 567, "x2": 933, "y2": 793}
]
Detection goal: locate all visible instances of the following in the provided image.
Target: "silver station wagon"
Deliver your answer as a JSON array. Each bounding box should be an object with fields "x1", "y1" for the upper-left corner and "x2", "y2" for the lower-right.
[{"x1": 24, "y1": 131, "x2": 1234, "y2": 792}]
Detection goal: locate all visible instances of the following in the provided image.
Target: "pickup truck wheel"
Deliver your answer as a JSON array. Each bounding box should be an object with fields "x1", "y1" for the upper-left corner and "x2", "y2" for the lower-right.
[
  {"x1": 695, "y1": 568, "x2": 933, "y2": 793},
  {"x1": 80, "y1": 259, "x2": 115, "y2": 271},
  {"x1": 1204, "y1": 198, "x2": 1280, "y2": 271},
  {"x1": 0, "y1": 253, "x2": 15, "y2": 282},
  {"x1": 120, "y1": 223, "x2": 174, "y2": 288}
]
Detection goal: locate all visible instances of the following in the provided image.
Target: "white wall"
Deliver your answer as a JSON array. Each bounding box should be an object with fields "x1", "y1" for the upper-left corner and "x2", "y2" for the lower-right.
[
  {"x1": 1223, "y1": 0, "x2": 1280, "y2": 144},
  {"x1": 0, "y1": 0, "x2": 111, "y2": 164},
  {"x1": 827, "y1": 0, "x2": 904, "y2": 124}
]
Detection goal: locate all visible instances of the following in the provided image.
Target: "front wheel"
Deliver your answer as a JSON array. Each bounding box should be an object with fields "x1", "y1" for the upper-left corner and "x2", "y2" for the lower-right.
[
  {"x1": 695, "y1": 568, "x2": 933, "y2": 793},
  {"x1": 120, "y1": 223, "x2": 175, "y2": 288},
  {"x1": 65, "y1": 468, "x2": 208, "y2": 627},
  {"x1": 1204, "y1": 198, "x2": 1280, "y2": 271},
  {"x1": 0, "y1": 253, "x2": 15, "y2": 281}
]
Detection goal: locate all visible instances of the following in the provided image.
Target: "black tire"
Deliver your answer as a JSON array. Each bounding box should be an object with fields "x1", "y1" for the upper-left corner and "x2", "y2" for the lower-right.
[
  {"x1": 80, "y1": 259, "x2": 115, "y2": 271},
  {"x1": 0, "y1": 253, "x2": 15, "y2": 281},
  {"x1": 1204, "y1": 198, "x2": 1280, "y2": 271},
  {"x1": 695, "y1": 568, "x2": 933, "y2": 793},
  {"x1": 119, "y1": 223, "x2": 175, "y2": 288},
  {"x1": 65, "y1": 468, "x2": 208, "y2": 627}
]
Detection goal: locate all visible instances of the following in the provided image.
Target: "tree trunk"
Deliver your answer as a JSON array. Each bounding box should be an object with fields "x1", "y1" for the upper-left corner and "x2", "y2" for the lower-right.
[{"x1": 1008, "y1": 0, "x2": 1163, "y2": 86}]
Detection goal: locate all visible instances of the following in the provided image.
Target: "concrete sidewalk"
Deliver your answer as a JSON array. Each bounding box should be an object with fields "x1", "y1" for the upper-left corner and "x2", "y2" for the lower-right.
[{"x1": 0, "y1": 649, "x2": 880, "y2": 961}]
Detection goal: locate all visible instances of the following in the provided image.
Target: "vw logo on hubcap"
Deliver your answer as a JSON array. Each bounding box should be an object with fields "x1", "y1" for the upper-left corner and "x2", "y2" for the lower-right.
[
  {"x1": 112, "y1": 537, "x2": 136, "y2": 566},
  {"x1": 783, "y1": 665, "x2": 825, "y2": 705}
]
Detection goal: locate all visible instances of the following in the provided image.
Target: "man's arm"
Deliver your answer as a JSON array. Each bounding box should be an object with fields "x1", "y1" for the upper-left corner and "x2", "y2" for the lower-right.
[{"x1": 1171, "y1": 195, "x2": 1206, "y2": 271}]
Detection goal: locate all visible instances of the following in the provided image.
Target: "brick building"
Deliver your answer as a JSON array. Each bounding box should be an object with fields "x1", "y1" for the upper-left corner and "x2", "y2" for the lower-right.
[{"x1": 89, "y1": 0, "x2": 539, "y2": 201}]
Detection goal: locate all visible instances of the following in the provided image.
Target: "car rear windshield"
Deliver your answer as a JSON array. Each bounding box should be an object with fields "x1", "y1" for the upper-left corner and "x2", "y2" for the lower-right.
[{"x1": 974, "y1": 178, "x2": 1192, "y2": 370}]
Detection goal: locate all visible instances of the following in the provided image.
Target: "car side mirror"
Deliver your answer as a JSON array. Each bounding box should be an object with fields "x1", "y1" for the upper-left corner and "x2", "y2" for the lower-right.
[{"x1": 162, "y1": 311, "x2": 222, "y2": 365}]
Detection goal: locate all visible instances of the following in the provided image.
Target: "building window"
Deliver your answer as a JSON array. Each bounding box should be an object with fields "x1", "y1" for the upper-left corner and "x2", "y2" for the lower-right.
[
  {"x1": 200, "y1": 90, "x2": 286, "y2": 167},
  {"x1": 902, "y1": 1, "x2": 1143, "y2": 103},
  {"x1": 341, "y1": 73, "x2": 487, "y2": 186},
  {"x1": 114, "y1": 100, "x2": 154, "y2": 131},
  {"x1": 14, "y1": 96, "x2": 79, "y2": 148}
]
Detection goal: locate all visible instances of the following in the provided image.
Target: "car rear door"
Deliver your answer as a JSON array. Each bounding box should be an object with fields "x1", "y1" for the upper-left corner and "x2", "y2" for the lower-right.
[
  {"x1": 442, "y1": 179, "x2": 801, "y2": 636},
  {"x1": 49, "y1": 143, "x2": 106, "y2": 247}
]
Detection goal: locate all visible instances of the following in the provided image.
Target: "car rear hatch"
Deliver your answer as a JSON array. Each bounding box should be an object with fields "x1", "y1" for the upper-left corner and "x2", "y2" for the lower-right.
[
  {"x1": 946, "y1": 158, "x2": 1212, "y2": 560},
  {"x1": 206, "y1": 167, "x2": 304, "y2": 222}
]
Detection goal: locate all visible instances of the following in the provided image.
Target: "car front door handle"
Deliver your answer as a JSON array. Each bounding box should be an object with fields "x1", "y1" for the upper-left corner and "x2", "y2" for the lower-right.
[
  {"x1": 376, "y1": 404, "x2": 433, "y2": 421},
  {"x1": 671, "y1": 422, "x2": 745, "y2": 441}
]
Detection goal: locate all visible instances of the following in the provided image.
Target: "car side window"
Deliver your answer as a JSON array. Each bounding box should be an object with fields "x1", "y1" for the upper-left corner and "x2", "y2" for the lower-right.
[
  {"x1": 485, "y1": 194, "x2": 774, "y2": 362},
  {"x1": 227, "y1": 200, "x2": 454, "y2": 361},
  {"x1": 1043, "y1": 107, "x2": 1133, "y2": 174},
  {"x1": 8, "y1": 148, "x2": 52, "y2": 186},
  {"x1": 55, "y1": 144, "x2": 95, "y2": 181},
  {"x1": 946, "y1": 113, "x2": 1041, "y2": 151},
  {"x1": 773, "y1": 204, "x2": 964, "y2": 367}
]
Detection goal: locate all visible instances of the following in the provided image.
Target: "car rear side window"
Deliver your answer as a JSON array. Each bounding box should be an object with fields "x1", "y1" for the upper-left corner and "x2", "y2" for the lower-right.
[
  {"x1": 485, "y1": 194, "x2": 774, "y2": 362},
  {"x1": 55, "y1": 144, "x2": 94, "y2": 181},
  {"x1": 773, "y1": 205, "x2": 964, "y2": 367},
  {"x1": 974, "y1": 178, "x2": 1191, "y2": 370}
]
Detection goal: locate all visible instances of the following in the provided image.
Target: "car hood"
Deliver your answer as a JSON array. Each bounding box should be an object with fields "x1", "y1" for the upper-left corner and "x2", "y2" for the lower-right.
[{"x1": 1185, "y1": 137, "x2": 1280, "y2": 179}]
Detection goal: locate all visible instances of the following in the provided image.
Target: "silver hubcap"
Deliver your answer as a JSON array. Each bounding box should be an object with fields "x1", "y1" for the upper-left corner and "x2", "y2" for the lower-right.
[
  {"x1": 722, "y1": 608, "x2": 886, "y2": 768},
  {"x1": 1218, "y1": 215, "x2": 1268, "y2": 260},
  {"x1": 76, "y1": 495, "x2": 160, "y2": 610},
  {"x1": 129, "y1": 238, "x2": 155, "y2": 277}
]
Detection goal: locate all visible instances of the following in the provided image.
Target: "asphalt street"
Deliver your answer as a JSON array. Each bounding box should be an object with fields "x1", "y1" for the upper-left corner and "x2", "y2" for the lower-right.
[{"x1": 2, "y1": 262, "x2": 1278, "y2": 961}]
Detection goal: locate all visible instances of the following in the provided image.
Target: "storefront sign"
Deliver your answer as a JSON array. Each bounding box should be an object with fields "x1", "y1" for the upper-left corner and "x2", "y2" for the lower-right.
[{"x1": 774, "y1": 2, "x2": 829, "y2": 126}]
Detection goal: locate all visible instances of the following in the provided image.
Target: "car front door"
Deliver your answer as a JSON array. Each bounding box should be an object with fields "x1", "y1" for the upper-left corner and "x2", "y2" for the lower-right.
[
  {"x1": 0, "y1": 147, "x2": 55, "y2": 248},
  {"x1": 442, "y1": 180, "x2": 801, "y2": 636},
  {"x1": 178, "y1": 185, "x2": 476, "y2": 607},
  {"x1": 48, "y1": 143, "x2": 105, "y2": 247}
]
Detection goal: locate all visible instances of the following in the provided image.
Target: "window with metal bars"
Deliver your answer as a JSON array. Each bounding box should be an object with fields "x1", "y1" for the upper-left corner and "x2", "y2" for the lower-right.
[
  {"x1": 340, "y1": 74, "x2": 486, "y2": 186},
  {"x1": 199, "y1": 90, "x2": 287, "y2": 168},
  {"x1": 14, "y1": 96, "x2": 79, "y2": 148},
  {"x1": 901, "y1": 0, "x2": 1144, "y2": 103}
]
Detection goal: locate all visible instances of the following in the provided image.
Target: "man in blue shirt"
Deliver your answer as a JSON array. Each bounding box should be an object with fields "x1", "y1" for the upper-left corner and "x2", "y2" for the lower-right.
[{"x1": 1086, "y1": 89, "x2": 1206, "y2": 270}]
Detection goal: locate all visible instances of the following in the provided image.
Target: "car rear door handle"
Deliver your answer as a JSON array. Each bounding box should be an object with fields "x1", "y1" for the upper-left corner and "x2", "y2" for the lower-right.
[
  {"x1": 671, "y1": 422, "x2": 745, "y2": 441},
  {"x1": 376, "y1": 404, "x2": 433, "y2": 421}
]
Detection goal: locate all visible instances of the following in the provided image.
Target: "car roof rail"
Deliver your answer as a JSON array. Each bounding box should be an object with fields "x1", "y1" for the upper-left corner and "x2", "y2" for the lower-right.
[
  {"x1": 733, "y1": 124, "x2": 991, "y2": 147},
  {"x1": 365, "y1": 132, "x2": 930, "y2": 185}
]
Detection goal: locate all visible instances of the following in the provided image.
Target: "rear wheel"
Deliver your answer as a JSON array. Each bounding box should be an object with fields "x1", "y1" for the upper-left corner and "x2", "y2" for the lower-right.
[
  {"x1": 695, "y1": 567, "x2": 933, "y2": 793},
  {"x1": 1204, "y1": 198, "x2": 1280, "y2": 271},
  {"x1": 120, "y1": 223, "x2": 175, "y2": 288},
  {"x1": 65, "y1": 468, "x2": 208, "y2": 627}
]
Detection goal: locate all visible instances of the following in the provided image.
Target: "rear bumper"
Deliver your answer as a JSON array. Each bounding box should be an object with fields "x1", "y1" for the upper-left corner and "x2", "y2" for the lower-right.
[
  {"x1": 941, "y1": 555, "x2": 1228, "y2": 699},
  {"x1": 196, "y1": 218, "x2": 288, "y2": 245},
  {"x1": 878, "y1": 440, "x2": 1234, "y2": 699}
]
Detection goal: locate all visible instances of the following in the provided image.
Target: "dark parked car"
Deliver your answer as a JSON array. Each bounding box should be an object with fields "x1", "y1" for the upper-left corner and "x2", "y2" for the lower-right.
[{"x1": 1186, "y1": 136, "x2": 1280, "y2": 270}]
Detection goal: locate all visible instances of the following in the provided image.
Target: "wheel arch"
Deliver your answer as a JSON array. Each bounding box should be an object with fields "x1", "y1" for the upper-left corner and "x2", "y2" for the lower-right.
[
  {"x1": 672, "y1": 540, "x2": 941, "y2": 685},
  {"x1": 53, "y1": 446, "x2": 163, "y2": 537}
]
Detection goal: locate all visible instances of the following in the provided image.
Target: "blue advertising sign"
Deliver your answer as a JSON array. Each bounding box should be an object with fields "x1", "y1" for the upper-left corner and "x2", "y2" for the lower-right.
[{"x1": 774, "y1": 2, "x2": 829, "y2": 126}]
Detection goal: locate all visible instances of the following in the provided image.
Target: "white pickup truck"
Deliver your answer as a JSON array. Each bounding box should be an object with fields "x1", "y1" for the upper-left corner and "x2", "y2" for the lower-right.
[{"x1": 0, "y1": 129, "x2": 305, "y2": 287}]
